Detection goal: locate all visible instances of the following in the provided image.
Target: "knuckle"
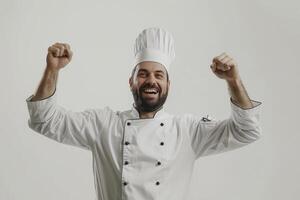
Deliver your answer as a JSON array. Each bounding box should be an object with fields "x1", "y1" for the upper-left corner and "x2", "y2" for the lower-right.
[
  {"x1": 62, "y1": 44, "x2": 67, "y2": 49},
  {"x1": 213, "y1": 57, "x2": 218, "y2": 62}
]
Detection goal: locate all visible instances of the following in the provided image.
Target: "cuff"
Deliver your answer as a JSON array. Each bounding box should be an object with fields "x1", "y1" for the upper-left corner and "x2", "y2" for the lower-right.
[
  {"x1": 26, "y1": 90, "x2": 57, "y2": 123},
  {"x1": 230, "y1": 97, "x2": 262, "y2": 117},
  {"x1": 26, "y1": 88, "x2": 56, "y2": 103}
]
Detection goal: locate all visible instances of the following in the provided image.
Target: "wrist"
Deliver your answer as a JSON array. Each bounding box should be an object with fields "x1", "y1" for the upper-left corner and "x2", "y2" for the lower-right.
[
  {"x1": 226, "y1": 77, "x2": 242, "y2": 87},
  {"x1": 45, "y1": 66, "x2": 60, "y2": 74}
]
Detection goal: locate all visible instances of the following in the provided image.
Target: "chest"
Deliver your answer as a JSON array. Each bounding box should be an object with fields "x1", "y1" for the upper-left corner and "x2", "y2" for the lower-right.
[{"x1": 95, "y1": 117, "x2": 194, "y2": 171}]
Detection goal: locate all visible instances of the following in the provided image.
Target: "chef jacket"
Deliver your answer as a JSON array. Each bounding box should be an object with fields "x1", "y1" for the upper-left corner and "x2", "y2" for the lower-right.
[{"x1": 26, "y1": 90, "x2": 262, "y2": 200}]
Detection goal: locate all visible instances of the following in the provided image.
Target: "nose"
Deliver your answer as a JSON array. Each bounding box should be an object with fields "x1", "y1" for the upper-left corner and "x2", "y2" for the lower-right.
[{"x1": 146, "y1": 73, "x2": 156, "y2": 85}]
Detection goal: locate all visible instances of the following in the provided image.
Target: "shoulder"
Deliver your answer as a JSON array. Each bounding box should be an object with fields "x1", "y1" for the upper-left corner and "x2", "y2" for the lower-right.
[
  {"x1": 173, "y1": 113, "x2": 216, "y2": 125},
  {"x1": 84, "y1": 106, "x2": 122, "y2": 121}
]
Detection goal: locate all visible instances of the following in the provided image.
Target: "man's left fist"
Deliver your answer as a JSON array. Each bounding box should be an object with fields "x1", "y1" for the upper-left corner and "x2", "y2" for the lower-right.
[{"x1": 210, "y1": 52, "x2": 240, "y2": 81}]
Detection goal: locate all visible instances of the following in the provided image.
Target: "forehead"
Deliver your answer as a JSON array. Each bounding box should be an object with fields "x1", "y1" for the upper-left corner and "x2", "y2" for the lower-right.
[{"x1": 136, "y1": 61, "x2": 167, "y2": 74}]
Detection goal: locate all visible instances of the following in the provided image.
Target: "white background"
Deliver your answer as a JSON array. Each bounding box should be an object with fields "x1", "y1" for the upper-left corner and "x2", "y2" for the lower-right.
[{"x1": 1, "y1": 0, "x2": 299, "y2": 199}]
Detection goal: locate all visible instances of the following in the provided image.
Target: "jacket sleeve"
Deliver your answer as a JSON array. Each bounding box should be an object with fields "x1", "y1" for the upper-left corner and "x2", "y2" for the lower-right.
[
  {"x1": 25, "y1": 89, "x2": 103, "y2": 151},
  {"x1": 188, "y1": 98, "x2": 262, "y2": 159}
]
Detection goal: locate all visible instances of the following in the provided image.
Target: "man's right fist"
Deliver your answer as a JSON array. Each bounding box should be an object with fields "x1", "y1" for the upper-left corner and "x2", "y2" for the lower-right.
[{"x1": 46, "y1": 42, "x2": 73, "y2": 70}]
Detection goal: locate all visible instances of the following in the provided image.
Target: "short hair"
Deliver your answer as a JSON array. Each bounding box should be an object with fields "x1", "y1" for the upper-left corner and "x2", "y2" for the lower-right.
[{"x1": 130, "y1": 65, "x2": 169, "y2": 81}]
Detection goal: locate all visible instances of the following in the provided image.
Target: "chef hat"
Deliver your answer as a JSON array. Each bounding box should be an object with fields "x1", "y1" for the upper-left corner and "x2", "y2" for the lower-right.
[{"x1": 133, "y1": 27, "x2": 175, "y2": 72}]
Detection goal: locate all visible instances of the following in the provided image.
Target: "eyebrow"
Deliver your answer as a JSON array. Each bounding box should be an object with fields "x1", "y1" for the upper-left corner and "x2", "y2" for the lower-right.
[{"x1": 138, "y1": 69, "x2": 165, "y2": 74}]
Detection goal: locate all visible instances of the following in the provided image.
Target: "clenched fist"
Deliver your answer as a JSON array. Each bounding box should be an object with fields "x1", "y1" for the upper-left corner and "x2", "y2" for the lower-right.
[
  {"x1": 210, "y1": 52, "x2": 240, "y2": 82},
  {"x1": 46, "y1": 42, "x2": 73, "y2": 70}
]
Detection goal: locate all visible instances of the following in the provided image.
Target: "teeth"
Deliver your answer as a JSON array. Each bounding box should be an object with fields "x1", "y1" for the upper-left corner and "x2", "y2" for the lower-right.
[{"x1": 144, "y1": 88, "x2": 158, "y2": 93}]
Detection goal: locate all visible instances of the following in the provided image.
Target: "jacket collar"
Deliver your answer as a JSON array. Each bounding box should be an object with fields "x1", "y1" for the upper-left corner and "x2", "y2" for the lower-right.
[{"x1": 130, "y1": 104, "x2": 166, "y2": 119}]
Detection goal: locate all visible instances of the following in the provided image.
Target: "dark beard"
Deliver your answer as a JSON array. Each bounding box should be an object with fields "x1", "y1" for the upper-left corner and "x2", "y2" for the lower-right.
[{"x1": 131, "y1": 84, "x2": 168, "y2": 113}]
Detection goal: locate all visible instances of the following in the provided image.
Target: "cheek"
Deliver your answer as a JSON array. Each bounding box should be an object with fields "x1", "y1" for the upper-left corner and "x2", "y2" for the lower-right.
[
  {"x1": 134, "y1": 78, "x2": 144, "y2": 86},
  {"x1": 132, "y1": 83, "x2": 142, "y2": 92},
  {"x1": 159, "y1": 81, "x2": 168, "y2": 92}
]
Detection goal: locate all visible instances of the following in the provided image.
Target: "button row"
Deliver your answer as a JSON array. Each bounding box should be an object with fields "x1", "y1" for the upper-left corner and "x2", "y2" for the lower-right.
[
  {"x1": 123, "y1": 160, "x2": 162, "y2": 166},
  {"x1": 123, "y1": 181, "x2": 160, "y2": 186},
  {"x1": 124, "y1": 141, "x2": 164, "y2": 146},
  {"x1": 126, "y1": 122, "x2": 165, "y2": 126}
]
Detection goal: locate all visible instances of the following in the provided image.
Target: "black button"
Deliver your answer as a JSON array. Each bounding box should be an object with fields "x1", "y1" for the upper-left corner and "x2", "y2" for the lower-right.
[
  {"x1": 123, "y1": 181, "x2": 128, "y2": 186},
  {"x1": 157, "y1": 161, "x2": 161, "y2": 166},
  {"x1": 160, "y1": 142, "x2": 164, "y2": 146},
  {"x1": 125, "y1": 141, "x2": 130, "y2": 145},
  {"x1": 124, "y1": 161, "x2": 129, "y2": 165},
  {"x1": 160, "y1": 123, "x2": 164, "y2": 126},
  {"x1": 127, "y1": 122, "x2": 131, "y2": 126},
  {"x1": 156, "y1": 181, "x2": 160, "y2": 185}
]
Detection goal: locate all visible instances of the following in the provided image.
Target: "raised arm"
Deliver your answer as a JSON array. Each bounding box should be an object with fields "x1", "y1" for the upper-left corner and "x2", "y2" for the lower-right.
[
  {"x1": 210, "y1": 52, "x2": 254, "y2": 109},
  {"x1": 188, "y1": 53, "x2": 262, "y2": 159},
  {"x1": 26, "y1": 43, "x2": 101, "y2": 150},
  {"x1": 31, "y1": 43, "x2": 72, "y2": 101}
]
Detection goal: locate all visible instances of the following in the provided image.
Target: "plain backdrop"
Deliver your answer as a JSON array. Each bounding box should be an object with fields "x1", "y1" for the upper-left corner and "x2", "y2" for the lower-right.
[{"x1": 1, "y1": 0, "x2": 299, "y2": 199}]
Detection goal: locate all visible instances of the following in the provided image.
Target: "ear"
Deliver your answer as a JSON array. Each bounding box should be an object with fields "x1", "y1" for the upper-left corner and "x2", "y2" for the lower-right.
[{"x1": 129, "y1": 77, "x2": 133, "y2": 89}]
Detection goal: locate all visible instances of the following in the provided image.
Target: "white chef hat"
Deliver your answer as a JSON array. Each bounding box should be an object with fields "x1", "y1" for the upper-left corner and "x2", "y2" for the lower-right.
[{"x1": 133, "y1": 27, "x2": 175, "y2": 72}]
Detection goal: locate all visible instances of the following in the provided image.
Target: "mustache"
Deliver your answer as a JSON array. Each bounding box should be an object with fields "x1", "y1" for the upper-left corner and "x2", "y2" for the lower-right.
[{"x1": 139, "y1": 83, "x2": 161, "y2": 93}]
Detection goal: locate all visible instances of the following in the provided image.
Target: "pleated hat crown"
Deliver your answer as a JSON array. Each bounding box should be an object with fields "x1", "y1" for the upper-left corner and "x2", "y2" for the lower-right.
[{"x1": 133, "y1": 27, "x2": 175, "y2": 72}]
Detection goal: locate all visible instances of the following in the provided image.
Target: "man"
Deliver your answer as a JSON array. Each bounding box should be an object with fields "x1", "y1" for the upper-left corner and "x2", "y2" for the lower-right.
[{"x1": 26, "y1": 27, "x2": 262, "y2": 200}]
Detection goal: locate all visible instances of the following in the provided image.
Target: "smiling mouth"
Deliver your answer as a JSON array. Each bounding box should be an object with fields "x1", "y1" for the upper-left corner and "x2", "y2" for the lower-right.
[
  {"x1": 144, "y1": 88, "x2": 158, "y2": 93},
  {"x1": 142, "y1": 88, "x2": 159, "y2": 98}
]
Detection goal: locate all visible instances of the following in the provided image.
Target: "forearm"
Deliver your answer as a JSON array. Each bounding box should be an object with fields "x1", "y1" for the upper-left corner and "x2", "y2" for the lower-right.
[
  {"x1": 226, "y1": 78, "x2": 253, "y2": 109},
  {"x1": 31, "y1": 66, "x2": 59, "y2": 101}
]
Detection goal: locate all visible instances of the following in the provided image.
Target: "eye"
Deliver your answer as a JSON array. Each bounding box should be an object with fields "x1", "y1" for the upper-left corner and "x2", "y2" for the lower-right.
[
  {"x1": 138, "y1": 71, "x2": 147, "y2": 77},
  {"x1": 156, "y1": 74, "x2": 164, "y2": 79}
]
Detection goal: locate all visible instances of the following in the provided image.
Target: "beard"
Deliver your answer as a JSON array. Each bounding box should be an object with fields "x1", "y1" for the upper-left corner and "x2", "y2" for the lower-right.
[{"x1": 131, "y1": 83, "x2": 169, "y2": 113}]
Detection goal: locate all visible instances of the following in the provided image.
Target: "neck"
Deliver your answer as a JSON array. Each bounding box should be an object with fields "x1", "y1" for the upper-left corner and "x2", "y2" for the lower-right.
[
  {"x1": 139, "y1": 111, "x2": 156, "y2": 119},
  {"x1": 133, "y1": 104, "x2": 163, "y2": 119}
]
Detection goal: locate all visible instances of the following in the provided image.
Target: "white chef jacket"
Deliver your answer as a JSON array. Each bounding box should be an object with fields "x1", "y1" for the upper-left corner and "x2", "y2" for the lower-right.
[{"x1": 26, "y1": 90, "x2": 262, "y2": 200}]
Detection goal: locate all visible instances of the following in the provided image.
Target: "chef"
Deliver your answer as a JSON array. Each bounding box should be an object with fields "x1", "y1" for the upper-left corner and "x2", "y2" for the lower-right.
[{"x1": 26, "y1": 27, "x2": 262, "y2": 200}]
